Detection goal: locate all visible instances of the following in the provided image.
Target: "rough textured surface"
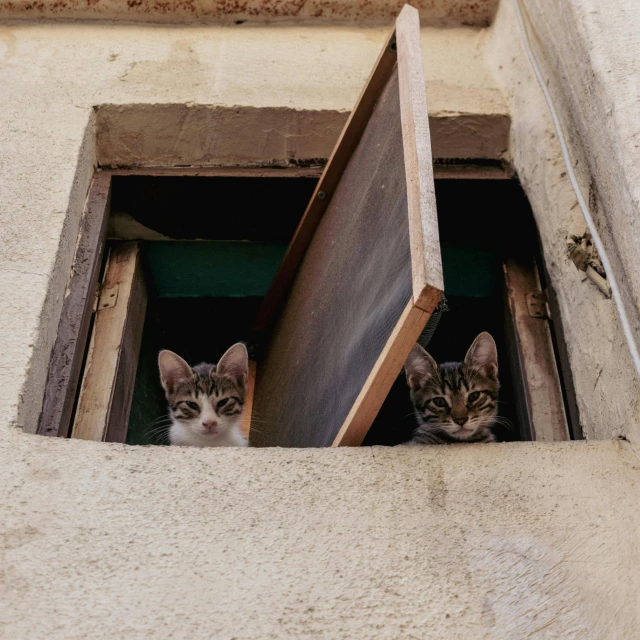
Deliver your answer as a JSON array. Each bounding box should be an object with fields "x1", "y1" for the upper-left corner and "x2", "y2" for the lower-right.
[
  {"x1": 0, "y1": 0, "x2": 498, "y2": 26},
  {"x1": 2, "y1": 6, "x2": 640, "y2": 638},
  {"x1": 484, "y1": 0, "x2": 640, "y2": 447},
  {"x1": 1, "y1": 439, "x2": 639, "y2": 638},
  {"x1": 96, "y1": 104, "x2": 508, "y2": 167},
  {"x1": 96, "y1": 105, "x2": 347, "y2": 168}
]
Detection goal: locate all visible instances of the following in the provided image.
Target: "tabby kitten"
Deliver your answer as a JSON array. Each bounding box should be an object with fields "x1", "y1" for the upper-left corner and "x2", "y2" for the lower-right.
[
  {"x1": 404, "y1": 332, "x2": 499, "y2": 444},
  {"x1": 158, "y1": 343, "x2": 249, "y2": 447}
]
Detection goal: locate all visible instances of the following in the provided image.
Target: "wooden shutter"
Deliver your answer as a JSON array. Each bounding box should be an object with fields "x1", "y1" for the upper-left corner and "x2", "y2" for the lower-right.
[
  {"x1": 71, "y1": 242, "x2": 147, "y2": 442},
  {"x1": 249, "y1": 5, "x2": 444, "y2": 447}
]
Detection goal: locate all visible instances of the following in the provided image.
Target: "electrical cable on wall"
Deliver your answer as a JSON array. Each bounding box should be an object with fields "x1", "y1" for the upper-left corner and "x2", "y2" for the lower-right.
[{"x1": 511, "y1": 0, "x2": 640, "y2": 379}]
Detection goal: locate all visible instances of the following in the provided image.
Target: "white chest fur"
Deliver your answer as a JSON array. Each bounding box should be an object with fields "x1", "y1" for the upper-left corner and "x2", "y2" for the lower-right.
[{"x1": 169, "y1": 422, "x2": 247, "y2": 447}]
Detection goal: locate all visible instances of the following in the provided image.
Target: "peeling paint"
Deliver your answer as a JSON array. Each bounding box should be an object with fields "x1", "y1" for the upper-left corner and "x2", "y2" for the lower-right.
[{"x1": 0, "y1": 0, "x2": 498, "y2": 26}]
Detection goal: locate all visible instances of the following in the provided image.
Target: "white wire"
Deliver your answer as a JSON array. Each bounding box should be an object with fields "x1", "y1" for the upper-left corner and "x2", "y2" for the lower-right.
[{"x1": 511, "y1": 0, "x2": 640, "y2": 378}]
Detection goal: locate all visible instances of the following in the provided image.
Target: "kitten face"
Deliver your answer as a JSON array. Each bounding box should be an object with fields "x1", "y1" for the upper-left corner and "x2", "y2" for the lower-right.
[
  {"x1": 405, "y1": 332, "x2": 499, "y2": 443},
  {"x1": 158, "y1": 344, "x2": 248, "y2": 443}
]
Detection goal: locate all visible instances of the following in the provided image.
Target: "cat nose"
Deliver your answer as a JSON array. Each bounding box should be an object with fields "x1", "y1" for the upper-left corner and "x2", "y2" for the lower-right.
[
  {"x1": 202, "y1": 420, "x2": 218, "y2": 431},
  {"x1": 453, "y1": 416, "x2": 468, "y2": 426}
]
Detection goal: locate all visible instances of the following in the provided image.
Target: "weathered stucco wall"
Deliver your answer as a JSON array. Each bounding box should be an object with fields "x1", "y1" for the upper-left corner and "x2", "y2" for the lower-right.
[
  {"x1": 484, "y1": 0, "x2": 640, "y2": 447},
  {"x1": 0, "y1": 0, "x2": 498, "y2": 26},
  {"x1": 1, "y1": 4, "x2": 640, "y2": 638},
  {"x1": 2, "y1": 440, "x2": 640, "y2": 638}
]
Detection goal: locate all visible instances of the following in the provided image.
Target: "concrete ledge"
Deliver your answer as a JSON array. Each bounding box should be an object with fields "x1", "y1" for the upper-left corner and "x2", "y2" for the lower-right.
[
  {"x1": 0, "y1": 0, "x2": 498, "y2": 26},
  {"x1": 96, "y1": 104, "x2": 510, "y2": 167},
  {"x1": 1, "y1": 438, "x2": 638, "y2": 637}
]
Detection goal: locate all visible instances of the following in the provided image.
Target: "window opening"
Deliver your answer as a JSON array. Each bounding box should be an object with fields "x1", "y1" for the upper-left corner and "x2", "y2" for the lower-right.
[
  {"x1": 39, "y1": 171, "x2": 573, "y2": 446},
  {"x1": 37, "y1": 5, "x2": 575, "y2": 446}
]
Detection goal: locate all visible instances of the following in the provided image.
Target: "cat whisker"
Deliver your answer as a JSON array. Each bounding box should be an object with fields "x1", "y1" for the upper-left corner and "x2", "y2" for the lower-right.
[
  {"x1": 147, "y1": 417, "x2": 173, "y2": 426},
  {"x1": 146, "y1": 427, "x2": 172, "y2": 439},
  {"x1": 146, "y1": 421, "x2": 173, "y2": 432},
  {"x1": 246, "y1": 410, "x2": 269, "y2": 422},
  {"x1": 245, "y1": 417, "x2": 271, "y2": 429},
  {"x1": 246, "y1": 419, "x2": 270, "y2": 428},
  {"x1": 247, "y1": 425, "x2": 266, "y2": 436},
  {"x1": 147, "y1": 420, "x2": 172, "y2": 429},
  {"x1": 147, "y1": 419, "x2": 172, "y2": 426},
  {"x1": 148, "y1": 428, "x2": 173, "y2": 437}
]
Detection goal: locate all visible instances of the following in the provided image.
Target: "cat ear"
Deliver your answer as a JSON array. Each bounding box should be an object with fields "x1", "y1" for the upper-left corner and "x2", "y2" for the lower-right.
[
  {"x1": 405, "y1": 344, "x2": 439, "y2": 392},
  {"x1": 464, "y1": 332, "x2": 498, "y2": 379},
  {"x1": 158, "y1": 350, "x2": 194, "y2": 394},
  {"x1": 216, "y1": 343, "x2": 248, "y2": 388}
]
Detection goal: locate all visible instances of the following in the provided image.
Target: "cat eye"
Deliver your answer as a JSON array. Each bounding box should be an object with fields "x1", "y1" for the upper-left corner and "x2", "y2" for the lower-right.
[
  {"x1": 216, "y1": 398, "x2": 229, "y2": 409},
  {"x1": 185, "y1": 401, "x2": 200, "y2": 411},
  {"x1": 467, "y1": 391, "x2": 481, "y2": 403},
  {"x1": 431, "y1": 397, "x2": 448, "y2": 408}
]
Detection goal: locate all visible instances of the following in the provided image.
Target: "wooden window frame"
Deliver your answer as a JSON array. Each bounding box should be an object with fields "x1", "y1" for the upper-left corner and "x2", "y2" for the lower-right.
[
  {"x1": 71, "y1": 241, "x2": 147, "y2": 442},
  {"x1": 503, "y1": 255, "x2": 569, "y2": 441},
  {"x1": 37, "y1": 171, "x2": 572, "y2": 445}
]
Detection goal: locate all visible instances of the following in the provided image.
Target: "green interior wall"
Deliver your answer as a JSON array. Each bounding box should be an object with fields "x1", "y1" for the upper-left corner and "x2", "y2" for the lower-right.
[
  {"x1": 142, "y1": 240, "x2": 500, "y2": 300},
  {"x1": 144, "y1": 241, "x2": 287, "y2": 298}
]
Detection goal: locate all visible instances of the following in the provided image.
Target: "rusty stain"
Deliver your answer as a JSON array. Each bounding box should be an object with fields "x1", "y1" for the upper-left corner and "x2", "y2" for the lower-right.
[{"x1": 0, "y1": 0, "x2": 498, "y2": 25}]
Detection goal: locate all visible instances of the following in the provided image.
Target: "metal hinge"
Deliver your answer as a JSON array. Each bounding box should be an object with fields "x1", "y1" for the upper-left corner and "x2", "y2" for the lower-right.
[
  {"x1": 97, "y1": 285, "x2": 119, "y2": 311},
  {"x1": 526, "y1": 291, "x2": 549, "y2": 319}
]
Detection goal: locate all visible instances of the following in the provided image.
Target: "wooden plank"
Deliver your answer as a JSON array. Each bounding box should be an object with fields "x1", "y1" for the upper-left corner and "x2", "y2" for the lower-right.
[
  {"x1": 37, "y1": 172, "x2": 111, "y2": 437},
  {"x1": 240, "y1": 360, "x2": 256, "y2": 443},
  {"x1": 109, "y1": 163, "x2": 511, "y2": 184},
  {"x1": 107, "y1": 157, "x2": 511, "y2": 184},
  {"x1": 333, "y1": 301, "x2": 429, "y2": 446},
  {"x1": 396, "y1": 6, "x2": 444, "y2": 310},
  {"x1": 503, "y1": 257, "x2": 569, "y2": 442},
  {"x1": 72, "y1": 242, "x2": 147, "y2": 442},
  {"x1": 247, "y1": 21, "x2": 399, "y2": 352},
  {"x1": 432, "y1": 163, "x2": 512, "y2": 179},
  {"x1": 251, "y1": 6, "x2": 443, "y2": 448},
  {"x1": 105, "y1": 166, "x2": 324, "y2": 179}
]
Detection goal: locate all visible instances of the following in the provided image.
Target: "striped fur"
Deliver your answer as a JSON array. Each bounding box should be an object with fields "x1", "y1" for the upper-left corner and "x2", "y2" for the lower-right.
[
  {"x1": 404, "y1": 332, "x2": 499, "y2": 445},
  {"x1": 158, "y1": 343, "x2": 248, "y2": 447}
]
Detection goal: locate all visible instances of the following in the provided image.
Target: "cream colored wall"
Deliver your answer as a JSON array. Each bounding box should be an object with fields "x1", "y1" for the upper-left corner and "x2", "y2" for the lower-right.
[
  {"x1": 1, "y1": 4, "x2": 640, "y2": 638},
  {"x1": 3, "y1": 441, "x2": 640, "y2": 638},
  {"x1": 485, "y1": 0, "x2": 640, "y2": 447}
]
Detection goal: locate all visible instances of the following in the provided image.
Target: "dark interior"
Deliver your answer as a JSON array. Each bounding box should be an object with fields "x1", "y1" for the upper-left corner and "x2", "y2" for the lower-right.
[
  {"x1": 365, "y1": 181, "x2": 538, "y2": 445},
  {"x1": 110, "y1": 174, "x2": 315, "y2": 242},
  {"x1": 110, "y1": 175, "x2": 556, "y2": 446}
]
